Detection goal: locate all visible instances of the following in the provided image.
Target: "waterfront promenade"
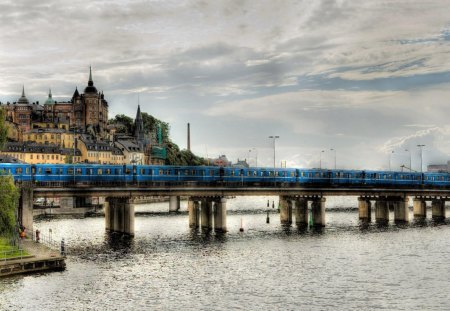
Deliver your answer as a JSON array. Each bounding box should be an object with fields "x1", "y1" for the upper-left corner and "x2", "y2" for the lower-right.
[{"x1": 0, "y1": 239, "x2": 65, "y2": 277}]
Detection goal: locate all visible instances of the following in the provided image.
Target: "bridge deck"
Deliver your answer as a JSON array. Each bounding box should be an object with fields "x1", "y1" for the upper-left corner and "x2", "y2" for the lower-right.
[{"x1": 32, "y1": 186, "x2": 450, "y2": 198}]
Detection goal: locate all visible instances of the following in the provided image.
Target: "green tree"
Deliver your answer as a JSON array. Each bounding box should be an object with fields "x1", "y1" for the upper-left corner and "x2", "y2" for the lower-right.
[
  {"x1": 0, "y1": 108, "x2": 20, "y2": 238},
  {"x1": 0, "y1": 175, "x2": 19, "y2": 237},
  {"x1": 0, "y1": 108, "x2": 8, "y2": 145},
  {"x1": 109, "y1": 114, "x2": 134, "y2": 134}
]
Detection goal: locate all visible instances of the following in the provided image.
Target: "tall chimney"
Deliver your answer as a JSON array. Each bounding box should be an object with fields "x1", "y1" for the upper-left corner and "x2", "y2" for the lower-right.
[{"x1": 187, "y1": 122, "x2": 191, "y2": 152}]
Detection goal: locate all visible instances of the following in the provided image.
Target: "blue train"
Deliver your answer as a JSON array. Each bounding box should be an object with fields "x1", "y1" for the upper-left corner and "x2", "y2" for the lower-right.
[{"x1": 0, "y1": 163, "x2": 449, "y2": 187}]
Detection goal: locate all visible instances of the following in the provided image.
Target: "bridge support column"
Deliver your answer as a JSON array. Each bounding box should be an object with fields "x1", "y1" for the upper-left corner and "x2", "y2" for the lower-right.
[
  {"x1": 294, "y1": 198, "x2": 308, "y2": 227},
  {"x1": 279, "y1": 196, "x2": 292, "y2": 225},
  {"x1": 311, "y1": 197, "x2": 326, "y2": 227},
  {"x1": 169, "y1": 196, "x2": 180, "y2": 212},
  {"x1": 375, "y1": 199, "x2": 389, "y2": 224},
  {"x1": 201, "y1": 199, "x2": 213, "y2": 230},
  {"x1": 188, "y1": 200, "x2": 200, "y2": 228},
  {"x1": 105, "y1": 197, "x2": 135, "y2": 236},
  {"x1": 19, "y1": 188, "x2": 34, "y2": 235},
  {"x1": 358, "y1": 197, "x2": 371, "y2": 222},
  {"x1": 394, "y1": 197, "x2": 409, "y2": 223},
  {"x1": 413, "y1": 198, "x2": 427, "y2": 219},
  {"x1": 214, "y1": 198, "x2": 227, "y2": 233},
  {"x1": 432, "y1": 199, "x2": 445, "y2": 220}
]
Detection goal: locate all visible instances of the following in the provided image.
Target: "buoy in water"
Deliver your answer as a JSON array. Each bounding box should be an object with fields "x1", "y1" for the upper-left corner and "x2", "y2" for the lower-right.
[
  {"x1": 267, "y1": 200, "x2": 270, "y2": 207},
  {"x1": 272, "y1": 201, "x2": 275, "y2": 208},
  {"x1": 266, "y1": 211, "x2": 270, "y2": 224},
  {"x1": 239, "y1": 217, "x2": 244, "y2": 232}
]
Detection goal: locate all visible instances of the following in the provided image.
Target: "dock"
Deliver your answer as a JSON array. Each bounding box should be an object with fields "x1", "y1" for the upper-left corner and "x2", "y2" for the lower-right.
[{"x1": 0, "y1": 239, "x2": 65, "y2": 277}]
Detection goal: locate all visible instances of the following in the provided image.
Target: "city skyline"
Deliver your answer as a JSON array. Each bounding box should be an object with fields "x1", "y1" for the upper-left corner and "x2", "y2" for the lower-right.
[{"x1": 2, "y1": 1, "x2": 450, "y2": 170}]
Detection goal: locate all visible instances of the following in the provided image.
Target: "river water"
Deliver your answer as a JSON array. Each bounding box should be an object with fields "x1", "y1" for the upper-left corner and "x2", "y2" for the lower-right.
[{"x1": 1, "y1": 196, "x2": 450, "y2": 310}]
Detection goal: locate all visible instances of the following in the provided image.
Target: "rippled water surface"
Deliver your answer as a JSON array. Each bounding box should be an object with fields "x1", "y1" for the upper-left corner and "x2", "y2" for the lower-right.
[{"x1": 1, "y1": 196, "x2": 450, "y2": 310}]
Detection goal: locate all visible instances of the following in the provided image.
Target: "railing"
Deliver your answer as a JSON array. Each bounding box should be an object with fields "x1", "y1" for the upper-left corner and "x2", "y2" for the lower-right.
[
  {"x1": 31, "y1": 230, "x2": 66, "y2": 255},
  {"x1": 1, "y1": 247, "x2": 26, "y2": 262}
]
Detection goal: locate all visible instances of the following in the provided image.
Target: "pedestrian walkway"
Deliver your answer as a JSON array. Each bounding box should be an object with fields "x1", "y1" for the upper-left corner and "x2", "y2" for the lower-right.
[{"x1": 0, "y1": 239, "x2": 65, "y2": 277}]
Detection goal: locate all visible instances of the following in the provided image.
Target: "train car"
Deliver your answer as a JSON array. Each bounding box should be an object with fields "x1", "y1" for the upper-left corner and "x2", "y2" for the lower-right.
[
  {"x1": 328, "y1": 170, "x2": 363, "y2": 185},
  {"x1": 363, "y1": 170, "x2": 423, "y2": 186},
  {"x1": 423, "y1": 172, "x2": 450, "y2": 187},
  {"x1": 0, "y1": 163, "x2": 32, "y2": 183},
  {"x1": 297, "y1": 169, "x2": 332, "y2": 185}
]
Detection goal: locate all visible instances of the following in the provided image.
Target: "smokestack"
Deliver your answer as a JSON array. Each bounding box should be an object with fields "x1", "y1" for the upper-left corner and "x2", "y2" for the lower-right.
[{"x1": 187, "y1": 122, "x2": 191, "y2": 152}]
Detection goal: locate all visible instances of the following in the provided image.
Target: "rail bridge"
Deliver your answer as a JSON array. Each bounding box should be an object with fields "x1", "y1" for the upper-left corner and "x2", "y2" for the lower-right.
[{"x1": 19, "y1": 183, "x2": 450, "y2": 236}]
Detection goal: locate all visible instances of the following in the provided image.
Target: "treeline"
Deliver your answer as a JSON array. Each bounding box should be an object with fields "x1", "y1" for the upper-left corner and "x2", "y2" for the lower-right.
[{"x1": 109, "y1": 113, "x2": 206, "y2": 166}]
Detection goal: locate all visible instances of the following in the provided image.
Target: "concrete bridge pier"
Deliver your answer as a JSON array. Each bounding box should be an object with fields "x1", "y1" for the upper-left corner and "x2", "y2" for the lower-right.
[
  {"x1": 105, "y1": 197, "x2": 135, "y2": 236},
  {"x1": 311, "y1": 197, "x2": 326, "y2": 227},
  {"x1": 394, "y1": 197, "x2": 409, "y2": 223},
  {"x1": 375, "y1": 199, "x2": 389, "y2": 224},
  {"x1": 431, "y1": 199, "x2": 446, "y2": 220},
  {"x1": 279, "y1": 196, "x2": 293, "y2": 225},
  {"x1": 294, "y1": 198, "x2": 308, "y2": 227},
  {"x1": 358, "y1": 197, "x2": 372, "y2": 222},
  {"x1": 201, "y1": 199, "x2": 213, "y2": 230},
  {"x1": 169, "y1": 196, "x2": 181, "y2": 212},
  {"x1": 214, "y1": 198, "x2": 227, "y2": 232},
  {"x1": 188, "y1": 200, "x2": 200, "y2": 228},
  {"x1": 19, "y1": 188, "x2": 34, "y2": 234},
  {"x1": 413, "y1": 198, "x2": 427, "y2": 219}
]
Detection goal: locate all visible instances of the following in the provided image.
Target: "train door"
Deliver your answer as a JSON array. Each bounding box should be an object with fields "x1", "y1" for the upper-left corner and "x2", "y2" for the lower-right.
[
  {"x1": 31, "y1": 165, "x2": 36, "y2": 183},
  {"x1": 132, "y1": 165, "x2": 137, "y2": 184}
]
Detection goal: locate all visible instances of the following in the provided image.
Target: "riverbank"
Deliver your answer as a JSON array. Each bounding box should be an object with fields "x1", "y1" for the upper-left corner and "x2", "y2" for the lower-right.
[{"x1": 0, "y1": 239, "x2": 65, "y2": 278}]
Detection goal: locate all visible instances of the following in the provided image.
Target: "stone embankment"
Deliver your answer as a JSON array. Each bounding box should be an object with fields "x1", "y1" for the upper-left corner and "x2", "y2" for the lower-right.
[{"x1": 0, "y1": 239, "x2": 65, "y2": 277}]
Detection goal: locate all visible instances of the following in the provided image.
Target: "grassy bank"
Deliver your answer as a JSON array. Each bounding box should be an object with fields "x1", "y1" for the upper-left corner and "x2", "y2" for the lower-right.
[{"x1": 0, "y1": 237, "x2": 28, "y2": 260}]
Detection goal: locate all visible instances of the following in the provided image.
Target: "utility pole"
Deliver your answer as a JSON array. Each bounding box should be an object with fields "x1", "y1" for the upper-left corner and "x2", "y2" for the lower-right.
[
  {"x1": 417, "y1": 144, "x2": 425, "y2": 173},
  {"x1": 268, "y1": 136, "x2": 279, "y2": 185}
]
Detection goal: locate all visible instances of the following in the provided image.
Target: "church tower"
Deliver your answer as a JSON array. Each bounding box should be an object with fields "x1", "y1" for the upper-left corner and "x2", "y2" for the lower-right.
[{"x1": 134, "y1": 104, "x2": 145, "y2": 144}]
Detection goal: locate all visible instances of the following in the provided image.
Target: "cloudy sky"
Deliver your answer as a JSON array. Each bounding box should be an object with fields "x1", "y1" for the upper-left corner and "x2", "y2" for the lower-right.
[{"x1": 1, "y1": 0, "x2": 450, "y2": 171}]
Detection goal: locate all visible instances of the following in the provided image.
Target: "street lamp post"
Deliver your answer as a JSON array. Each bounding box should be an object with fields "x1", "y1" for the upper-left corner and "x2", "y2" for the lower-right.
[
  {"x1": 417, "y1": 144, "x2": 425, "y2": 173},
  {"x1": 389, "y1": 150, "x2": 394, "y2": 171},
  {"x1": 268, "y1": 136, "x2": 279, "y2": 185},
  {"x1": 405, "y1": 149, "x2": 411, "y2": 171},
  {"x1": 330, "y1": 148, "x2": 336, "y2": 169},
  {"x1": 248, "y1": 148, "x2": 258, "y2": 167},
  {"x1": 319, "y1": 150, "x2": 325, "y2": 170}
]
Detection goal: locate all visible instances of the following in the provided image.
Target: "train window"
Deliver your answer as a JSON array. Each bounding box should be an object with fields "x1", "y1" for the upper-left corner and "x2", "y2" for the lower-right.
[
  {"x1": 115, "y1": 169, "x2": 121, "y2": 175},
  {"x1": 247, "y1": 171, "x2": 251, "y2": 176},
  {"x1": 141, "y1": 169, "x2": 145, "y2": 175},
  {"x1": 8, "y1": 169, "x2": 11, "y2": 174},
  {"x1": 191, "y1": 170, "x2": 196, "y2": 175},
  {"x1": 201, "y1": 170, "x2": 205, "y2": 176},
  {"x1": 254, "y1": 171, "x2": 257, "y2": 176},
  {"x1": 45, "y1": 168, "x2": 52, "y2": 174},
  {"x1": 38, "y1": 168, "x2": 42, "y2": 174},
  {"x1": 184, "y1": 170, "x2": 189, "y2": 175},
  {"x1": 76, "y1": 168, "x2": 82, "y2": 175},
  {"x1": 26, "y1": 168, "x2": 29, "y2": 174},
  {"x1": 17, "y1": 168, "x2": 23, "y2": 174},
  {"x1": 68, "y1": 168, "x2": 73, "y2": 175},
  {"x1": 231, "y1": 171, "x2": 235, "y2": 176},
  {"x1": 210, "y1": 170, "x2": 214, "y2": 177},
  {"x1": 105, "y1": 169, "x2": 111, "y2": 175},
  {"x1": 87, "y1": 169, "x2": 92, "y2": 175},
  {"x1": 58, "y1": 168, "x2": 63, "y2": 174},
  {"x1": 159, "y1": 169, "x2": 164, "y2": 175},
  {"x1": 98, "y1": 169, "x2": 103, "y2": 175},
  {"x1": 165, "y1": 170, "x2": 170, "y2": 175},
  {"x1": 290, "y1": 172, "x2": 295, "y2": 177},
  {"x1": 125, "y1": 169, "x2": 130, "y2": 175}
]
